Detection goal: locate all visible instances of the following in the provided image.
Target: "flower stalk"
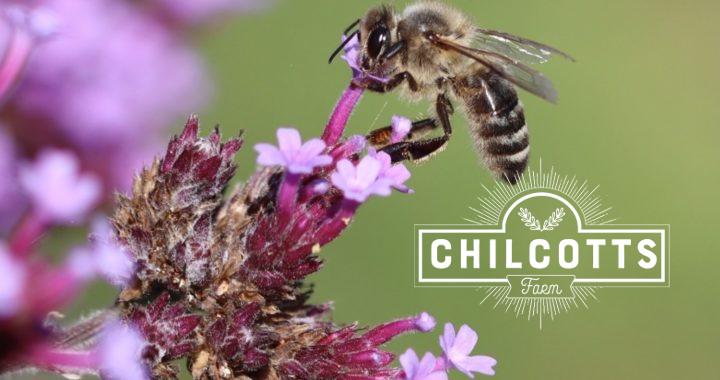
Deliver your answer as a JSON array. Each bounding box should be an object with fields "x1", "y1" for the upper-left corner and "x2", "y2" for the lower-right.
[
  {"x1": 277, "y1": 171, "x2": 301, "y2": 227},
  {"x1": 322, "y1": 84, "x2": 365, "y2": 145}
]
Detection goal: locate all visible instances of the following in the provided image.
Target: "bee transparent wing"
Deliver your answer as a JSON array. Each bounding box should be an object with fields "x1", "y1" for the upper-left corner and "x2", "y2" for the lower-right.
[
  {"x1": 474, "y1": 28, "x2": 575, "y2": 64},
  {"x1": 432, "y1": 36, "x2": 559, "y2": 103}
]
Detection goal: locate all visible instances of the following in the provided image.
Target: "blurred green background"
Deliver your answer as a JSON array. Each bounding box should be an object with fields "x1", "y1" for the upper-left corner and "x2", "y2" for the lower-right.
[{"x1": 49, "y1": 0, "x2": 720, "y2": 378}]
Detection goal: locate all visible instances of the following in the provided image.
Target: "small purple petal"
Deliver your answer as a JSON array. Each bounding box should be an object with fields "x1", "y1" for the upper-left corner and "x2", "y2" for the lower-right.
[
  {"x1": 391, "y1": 115, "x2": 412, "y2": 143},
  {"x1": 370, "y1": 150, "x2": 413, "y2": 193},
  {"x1": 453, "y1": 325, "x2": 479, "y2": 357},
  {"x1": 400, "y1": 349, "x2": 420, "y2": 379},
  {"x1": 254, "y1": 143, "x2": 285, "y2": 167},
  {"x1": 90, "y1": 218, "x2": 135, "y2": 287},
  {"x1": 277, "y1": 128, "x2": 302, "y2": 154},
  {"x1": 439, "y1": 323, "x2": 497, "y2": 378},
  {"x1": 439, "y1": 323, "x2": 456, "y2": 354},
  {"x1": 457, "y1": 355, "x2": 497, "y2": 377},
  {"x1": 97, "y1": 320, "x2": 149, "y2": 380},
  {"x1": 297, "y1": 138, "x2": 326, "y2": 160},
  {"x1": 415, "y1": 312, "x2": 436, "y2": 332},
  {"x1": 355, "y1": 155, "x2": 382, "y2": 186},
  {"x1": 400, "y1": 349, "x2": 449, "y2": 380},
  {"x1": 340, "y1": 34, "x2": 362, "y2": 74},
  {"x1": 335, "y1": 159, "x2": 356, "y2": 179},
  {"x1": 418, "y1": 353, "x2": 447, "y2": 380}
]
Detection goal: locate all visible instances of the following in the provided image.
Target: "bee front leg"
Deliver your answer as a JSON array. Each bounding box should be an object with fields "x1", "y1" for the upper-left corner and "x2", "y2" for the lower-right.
[{"x1": 354, "y1": 71, "x2": 418, "y2": 93}]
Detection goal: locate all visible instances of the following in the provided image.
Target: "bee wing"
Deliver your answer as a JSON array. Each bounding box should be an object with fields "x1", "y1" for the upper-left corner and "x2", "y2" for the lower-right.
[
  {"x1": 432, "y1": 36, "x2": 560, "y2": 103},
  {"x1": 474, "y1": 28, "x2": 575, "y2": 64}
]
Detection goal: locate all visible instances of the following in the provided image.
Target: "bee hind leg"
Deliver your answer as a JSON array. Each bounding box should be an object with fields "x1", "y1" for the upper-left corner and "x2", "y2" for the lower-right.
[
  {"x1": 378, "y1": 93, "x2": 454, "y2": 163},
  {"x1": 366, "y1": 118, "x2": 438, "y2": 149},
  {"x1": 380, "y1": 135, "x2": 450, "y2": 163}
]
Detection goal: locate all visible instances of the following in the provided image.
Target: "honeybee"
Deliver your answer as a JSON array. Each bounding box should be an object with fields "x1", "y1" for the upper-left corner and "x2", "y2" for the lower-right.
[{"x1": 329, "y1": 1, "x2": 573, "y2": 184}]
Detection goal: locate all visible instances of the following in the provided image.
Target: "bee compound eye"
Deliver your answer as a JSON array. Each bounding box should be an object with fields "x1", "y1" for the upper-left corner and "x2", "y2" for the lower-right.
[{"x1": 366, "y1": 25, "x2": 389, "y2": 59}]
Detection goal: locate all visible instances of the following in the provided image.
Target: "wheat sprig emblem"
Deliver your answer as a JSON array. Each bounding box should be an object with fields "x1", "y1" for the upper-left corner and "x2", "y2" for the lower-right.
[{"x1": 518, "y1": 207, "x2": 565, "y2": 231}]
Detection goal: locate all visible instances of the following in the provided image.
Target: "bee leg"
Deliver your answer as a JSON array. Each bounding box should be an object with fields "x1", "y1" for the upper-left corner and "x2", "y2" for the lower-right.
[
  {"x1": 379, "y1": 94, "x2": 454, "y2": 163},
  {"x1": 356, "y1": 71, "x2": 418, "y2": 93},
  {"x1": 380, "y1": 136, "x2": 450, "y2": 163},
  {"x1": 366, "y1": 118, "x2": 438, "y2": 148}
]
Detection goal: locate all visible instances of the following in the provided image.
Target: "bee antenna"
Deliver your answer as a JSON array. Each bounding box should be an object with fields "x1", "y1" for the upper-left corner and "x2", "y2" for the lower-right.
[
  {"x1": 343, "y1": 19, "x2": 361, "y2": 35},
  {"x1": 328, "y1": 30, "x2": 360, "y2": 64}
]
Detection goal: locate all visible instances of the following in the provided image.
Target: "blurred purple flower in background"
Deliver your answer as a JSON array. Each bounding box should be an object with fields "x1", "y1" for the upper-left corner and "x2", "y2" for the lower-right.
[
  {"x1": 0, "y1": 0, "x2": 264, "y2": 225},
  {"x1": 19, "y1": 149, "x2": 101, "y2": 224},
  {"x1": 67, "y1": 218, "x2": 136, "y2": 287},
  {"x1": 0, "y1": 6, "x2": 502, "y2": 374},
  {"x1": 149, "y1": 0, "x2": 272, "y2": 26},
  {"x1": 3, "y1": 0, "x2": 208, "y2": 190}
]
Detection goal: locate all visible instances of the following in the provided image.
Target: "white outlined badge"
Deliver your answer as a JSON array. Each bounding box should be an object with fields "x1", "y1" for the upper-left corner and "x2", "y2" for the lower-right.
[{"x1": 413, "y1": 164, "x2": 670, "y2": 328}]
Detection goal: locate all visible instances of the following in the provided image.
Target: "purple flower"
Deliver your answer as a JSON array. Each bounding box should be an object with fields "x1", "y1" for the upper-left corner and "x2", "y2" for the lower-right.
[
  {"x1": 5, "y1": 0, "x2": 209, "y2": 189},
  {"x1": 439, "y1": 323, "x2": 497, "y2": 377},
  {"x1": 391, "y1": 115, "x2": 412, "y2": 143},
  {"x1": 255, "y1": 128, "x2": 332, "y2": 174},
  {"x1": 97, "y1": 320, "x2": 149, "y2": 380},
  {"x1": 19, "y1": 149, "x2": 101, "y2": 224},
  {"x1": 341, "y1": 33, "x2": 388, "y2": 83},
  {"x1": 0, "y1": 245, "x2": 26, "y2": 317},
  {"x1": 330, "y1": 155, "x2": 392, "y2": 202},
  {"x1": 400, "y1": 349, "x2": 448, "y2": 380},
  {"x1": 151, "y1": 0, "x2": 271, "y2": 26},
  {"x1": 371, "y1": 150, "x2": 413, "y2": 193}
]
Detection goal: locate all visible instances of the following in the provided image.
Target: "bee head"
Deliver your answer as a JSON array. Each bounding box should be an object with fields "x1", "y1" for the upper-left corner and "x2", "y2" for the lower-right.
[{"x1": 359, "y1": 5, "x2": 397, "y2": 71}]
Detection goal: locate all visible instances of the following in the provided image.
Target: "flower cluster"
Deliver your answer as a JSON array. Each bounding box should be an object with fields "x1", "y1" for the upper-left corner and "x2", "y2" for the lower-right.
[
  {"x1": 0, "y1": 0, "x2": 267, "y2": 233},
  {"x1": 0, "y1": 28, "x2": 499, "y2": 379}
]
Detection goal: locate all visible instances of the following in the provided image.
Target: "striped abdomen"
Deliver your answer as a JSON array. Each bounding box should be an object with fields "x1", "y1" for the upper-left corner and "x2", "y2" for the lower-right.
[{"x1": 452, "y1": 70, "x2": 529, "y2": 184}]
